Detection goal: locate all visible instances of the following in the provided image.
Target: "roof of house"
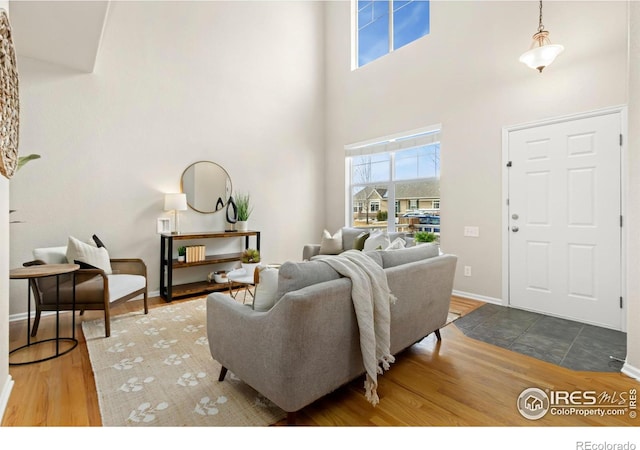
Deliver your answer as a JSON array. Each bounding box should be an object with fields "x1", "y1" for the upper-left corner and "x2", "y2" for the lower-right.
[{"x1": 353, "y1": 178, "x2": 440, "y2": 201}]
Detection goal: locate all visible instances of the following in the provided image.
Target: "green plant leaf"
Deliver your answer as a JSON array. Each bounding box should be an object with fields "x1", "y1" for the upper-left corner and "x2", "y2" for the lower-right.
[{"x1": 17, "y1": 154, "x2": 41, "y2": 171}]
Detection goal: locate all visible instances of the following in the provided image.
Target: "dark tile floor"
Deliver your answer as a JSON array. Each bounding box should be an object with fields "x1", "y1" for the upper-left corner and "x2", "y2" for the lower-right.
[{"x1": 454, "y1": 303, "x2": 627, "y2": 372}]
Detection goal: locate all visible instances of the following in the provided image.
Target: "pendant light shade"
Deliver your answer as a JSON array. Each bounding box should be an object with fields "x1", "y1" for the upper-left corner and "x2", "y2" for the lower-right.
[{"x1": 519, "y1": 1, "x2": 564, "y2": 73}]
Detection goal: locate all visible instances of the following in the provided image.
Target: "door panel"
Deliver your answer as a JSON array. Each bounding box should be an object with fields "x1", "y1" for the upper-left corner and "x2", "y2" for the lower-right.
[{"x1": 508, "y1": 112, "x2": 622, "y2": 330}]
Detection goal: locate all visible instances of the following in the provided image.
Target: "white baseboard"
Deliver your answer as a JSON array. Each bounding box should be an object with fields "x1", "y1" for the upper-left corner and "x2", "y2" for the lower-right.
[
  {"x1": 621, "y1": 362, "x2": 640, "y2": 382},
  {"x1": 0, "y1": 374, "x2": 14, "y2": 423},
  {"x1": 452, "y1": 290, "x2": 503, "y2": 305}
]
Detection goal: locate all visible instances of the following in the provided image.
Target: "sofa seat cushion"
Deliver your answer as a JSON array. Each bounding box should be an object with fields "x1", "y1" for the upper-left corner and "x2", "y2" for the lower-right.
[
  {"x1": 39, "y1": 273, "x2": 145, "y2": 305},
  {"x1": 276, "y1": 260, "x2": 341, "y2": 301}
]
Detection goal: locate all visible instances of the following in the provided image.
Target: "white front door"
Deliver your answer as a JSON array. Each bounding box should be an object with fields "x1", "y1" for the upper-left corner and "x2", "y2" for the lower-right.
[{"x1": 506, "y1": 109, "x2": 623, "y2": 330}]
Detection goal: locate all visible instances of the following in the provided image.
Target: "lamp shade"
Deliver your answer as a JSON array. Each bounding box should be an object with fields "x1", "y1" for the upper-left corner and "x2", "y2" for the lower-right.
[
  {"x1": 164, "y1": 193, "x2": 187, "y2": 211},
  {"x1": 519, "y1": 29, "x2": 564, "y2": 73}
]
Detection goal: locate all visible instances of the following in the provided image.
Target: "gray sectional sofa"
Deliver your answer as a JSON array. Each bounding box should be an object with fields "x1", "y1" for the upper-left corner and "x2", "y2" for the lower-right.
[{"x1": 206, "y1": 244, "x2": 457, "y2": 424}]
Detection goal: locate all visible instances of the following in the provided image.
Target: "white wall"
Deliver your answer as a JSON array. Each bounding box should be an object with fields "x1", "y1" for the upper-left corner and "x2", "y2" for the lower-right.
[
  {"x1": 8, "y1": 1, "x2": 326, "y2": 316},
  {"x1": 325, "y1": 0, "x2": 638, "y2": 372},
  {"x1": 0, "y1": 0, "x2": 14, "y2": 423}
]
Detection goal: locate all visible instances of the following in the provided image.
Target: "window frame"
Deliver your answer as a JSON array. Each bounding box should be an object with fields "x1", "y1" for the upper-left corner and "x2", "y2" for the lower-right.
[{"x1": 345, "y1": 125, "x2": 441, "y2": 233}]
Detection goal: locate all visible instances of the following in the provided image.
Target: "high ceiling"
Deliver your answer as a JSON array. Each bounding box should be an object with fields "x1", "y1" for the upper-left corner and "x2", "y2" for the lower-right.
[{"x1": 8, "y1": 1, "x2": 109, "y2": 73}]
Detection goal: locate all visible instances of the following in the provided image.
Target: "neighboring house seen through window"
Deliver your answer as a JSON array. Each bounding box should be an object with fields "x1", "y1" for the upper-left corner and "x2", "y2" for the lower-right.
[{"x1": 356, "y1": 0, "x2": 431, "y2": 68}]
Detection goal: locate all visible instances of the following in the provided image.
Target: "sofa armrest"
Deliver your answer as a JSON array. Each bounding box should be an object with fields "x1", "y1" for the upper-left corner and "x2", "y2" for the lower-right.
[
  {"x1": 302, "y1": 244, "x2": 321, "y2": 261},
  {"x1": 110, "y1": 258, "x2": 147, "y2": 277}
]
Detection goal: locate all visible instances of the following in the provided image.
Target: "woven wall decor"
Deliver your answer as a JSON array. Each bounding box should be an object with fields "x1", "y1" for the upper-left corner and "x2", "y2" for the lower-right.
[{"x1": 0, "y1": 9, "x2": 19, "y2": 179}]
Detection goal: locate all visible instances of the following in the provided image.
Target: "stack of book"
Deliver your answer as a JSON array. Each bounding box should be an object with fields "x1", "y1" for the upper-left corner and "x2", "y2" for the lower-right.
[{"x1": 185, "y1": 245, "x2": 206, "y2": 263}]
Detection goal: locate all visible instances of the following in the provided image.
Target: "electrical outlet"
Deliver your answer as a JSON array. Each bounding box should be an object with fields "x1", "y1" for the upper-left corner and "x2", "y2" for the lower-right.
[{"x1": 464, "y1": 266, "x2": 472, "y2": 277}]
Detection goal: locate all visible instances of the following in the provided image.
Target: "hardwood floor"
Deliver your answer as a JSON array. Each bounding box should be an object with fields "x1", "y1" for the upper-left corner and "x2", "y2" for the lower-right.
[{"x1": 2, "y1": 294, "x2": 638, "y2": 429}]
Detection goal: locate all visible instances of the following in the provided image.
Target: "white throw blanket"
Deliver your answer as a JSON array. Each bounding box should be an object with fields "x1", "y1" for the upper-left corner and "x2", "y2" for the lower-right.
[{"x1": 316, "y1": 249, "x2": 396, "y2": 406}]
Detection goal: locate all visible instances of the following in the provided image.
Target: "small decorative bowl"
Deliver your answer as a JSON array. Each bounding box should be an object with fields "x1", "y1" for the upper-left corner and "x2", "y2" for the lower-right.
[{"x1": 213, "y1": 271, "x2": 227, "y2": 284}]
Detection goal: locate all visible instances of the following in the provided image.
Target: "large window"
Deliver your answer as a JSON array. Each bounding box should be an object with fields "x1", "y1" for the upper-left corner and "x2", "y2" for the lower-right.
[
  {"x1": 346, "y1": 127, "x2": 441, "y2": 235},
  {"x1": 356, "y1": 0, "x2": 431, "y2": 68}
]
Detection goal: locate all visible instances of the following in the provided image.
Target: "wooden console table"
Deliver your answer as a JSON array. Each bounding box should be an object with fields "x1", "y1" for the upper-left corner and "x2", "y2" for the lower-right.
[{"x1": 159, "y1": 231, "x2": 261, "y2": 302}]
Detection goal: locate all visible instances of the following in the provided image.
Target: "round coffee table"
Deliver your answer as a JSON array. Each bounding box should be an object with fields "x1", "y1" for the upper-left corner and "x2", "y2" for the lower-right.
[
  {"x1": 227, "y1": 268, "x2": 256, "y2": 303},
  {"x1": 9, "y1": 263, "x2": 80, "y2": 365}
]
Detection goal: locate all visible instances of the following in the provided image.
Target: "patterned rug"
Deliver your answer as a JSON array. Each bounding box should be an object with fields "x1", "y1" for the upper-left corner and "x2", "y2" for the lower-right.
[{"x1": 82, "y1": 296, "x2": 286, "y2": 426}]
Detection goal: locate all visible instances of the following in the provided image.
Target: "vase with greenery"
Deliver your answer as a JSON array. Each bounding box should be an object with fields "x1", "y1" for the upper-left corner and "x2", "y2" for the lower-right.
[
  {"x1": 414, "y1": 231, "x2": 437, "y2": 244},
  {"x1": 235, "y1": 192, "x2": 253, "y2": 231},
  {"x1": 178, "y1": 246, "x2": 186, "y2": 262},
  {"x1": 240, "y1": 248, "x2": 261, "y2": 273}
]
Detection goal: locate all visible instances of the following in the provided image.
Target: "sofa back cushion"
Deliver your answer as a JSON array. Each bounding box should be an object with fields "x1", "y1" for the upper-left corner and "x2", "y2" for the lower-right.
[
  {"x1": 276, "y1": 260, "x2": 341, "y2": 301},
  {"x1": 379, "y1": 243, "x2": 439, "y2": 268}
]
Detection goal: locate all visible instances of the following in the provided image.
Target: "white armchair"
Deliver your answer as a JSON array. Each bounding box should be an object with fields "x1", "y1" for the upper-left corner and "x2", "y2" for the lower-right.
[{"x1": 25, "y1": 244, "x2": 148, "y2": 337}]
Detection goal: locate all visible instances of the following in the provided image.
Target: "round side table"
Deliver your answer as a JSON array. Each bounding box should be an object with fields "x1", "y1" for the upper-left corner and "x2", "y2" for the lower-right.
[{"x1": 9, "y1": 263, "x2": 80, "y2": 365}]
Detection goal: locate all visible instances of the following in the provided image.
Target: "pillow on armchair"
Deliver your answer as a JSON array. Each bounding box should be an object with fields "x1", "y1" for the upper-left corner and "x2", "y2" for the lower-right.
[{"x1": 66, "y1": 236, "x2": 113, "y2": 274}]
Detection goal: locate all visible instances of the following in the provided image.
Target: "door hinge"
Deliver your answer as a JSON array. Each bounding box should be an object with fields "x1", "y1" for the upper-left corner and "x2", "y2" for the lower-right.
[
  {"x1": 620, "y1": 296, "x2": 623, "y2": 308},
  {"x1": 506, "y1": 161, "x2": 512, "y2": 167},
  {"x1": 620, "y1": 215, "x2": 623, "y2": 227},
  {"x1": 506, "y1": 198, "x2": 510, "y2": 206},
  {"x1": 620, "y1": 134, "x2": 623, "y2": 146}
]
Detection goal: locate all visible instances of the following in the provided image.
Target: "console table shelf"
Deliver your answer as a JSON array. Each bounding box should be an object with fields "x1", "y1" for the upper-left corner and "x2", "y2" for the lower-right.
[
  {"x1": 169, "y1": 252, "x2": 244, "y2": 269},
  {"x1": 160, "y1": 231, "x2": 260, "y2": 302}
]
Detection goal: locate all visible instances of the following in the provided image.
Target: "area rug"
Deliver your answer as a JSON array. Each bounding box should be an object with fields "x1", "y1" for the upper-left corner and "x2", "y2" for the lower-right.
[{"x1": 82, "y1": 297, "x2": 286, "y2": 426}]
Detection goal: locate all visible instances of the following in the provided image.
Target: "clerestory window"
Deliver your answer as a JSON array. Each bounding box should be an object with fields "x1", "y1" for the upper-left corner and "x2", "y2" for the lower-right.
[{"x1": 355, "y1": 0, "x2": 431, "y2": 68}]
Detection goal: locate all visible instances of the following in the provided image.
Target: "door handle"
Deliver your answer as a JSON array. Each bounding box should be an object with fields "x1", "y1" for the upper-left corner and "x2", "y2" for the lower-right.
[{"x1": 512, "y1": 226, "x2": 519, "y2": 232}]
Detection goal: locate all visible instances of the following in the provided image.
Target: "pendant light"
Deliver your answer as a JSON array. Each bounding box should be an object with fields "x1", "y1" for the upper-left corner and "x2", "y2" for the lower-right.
[{"x1": 519, "y1": 0, "x2": 564, "y2": 73}]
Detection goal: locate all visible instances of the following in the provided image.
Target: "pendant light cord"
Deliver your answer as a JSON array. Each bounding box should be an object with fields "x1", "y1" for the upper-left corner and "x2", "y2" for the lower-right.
[{"x1": 538, "y1": 0, "x2": 545, "y2": 33}]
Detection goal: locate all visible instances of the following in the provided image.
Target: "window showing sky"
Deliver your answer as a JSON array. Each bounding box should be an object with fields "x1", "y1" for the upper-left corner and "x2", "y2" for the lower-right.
[
  {"x1": 351, "y1": 143, "x2": 440, "y2": 184},
  {"x1": 357, "y1": 0, "x2": 430, "y2": 67}
]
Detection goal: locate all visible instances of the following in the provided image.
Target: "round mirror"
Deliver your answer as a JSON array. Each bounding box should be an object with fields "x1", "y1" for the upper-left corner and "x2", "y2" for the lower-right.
[{"x1": 181, "y1": 161, "x2": 232, "y2": 214}]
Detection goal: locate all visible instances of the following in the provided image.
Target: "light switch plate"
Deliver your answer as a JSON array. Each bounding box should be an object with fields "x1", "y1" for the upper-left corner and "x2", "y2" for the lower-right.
[{"x1": 464, "y1": 226, "x2": 480, "y2": 237}]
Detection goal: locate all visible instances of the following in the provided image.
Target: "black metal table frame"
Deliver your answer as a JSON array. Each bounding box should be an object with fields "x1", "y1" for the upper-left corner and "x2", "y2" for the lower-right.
[{"x1": 10, "y1": 271, "x2": 79, "y2": 366}]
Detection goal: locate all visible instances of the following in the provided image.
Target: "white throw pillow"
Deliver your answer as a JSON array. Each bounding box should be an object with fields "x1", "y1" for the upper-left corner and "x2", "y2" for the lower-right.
[
  {"x1": 66, "y1": 236, "x2": 113, "y2": 274},
  {"x1": 253, "y1": 265, "x2": 279, "y2": 312},
  {"x1": 385, "y1": 236, "x2": 406, "y2": 250},
  {"x1": 319, "y1": 229, "x2": 343, "y2": 255},
  {"x1": 363, "y1": 230, "x2": 391, "y2": 251}
]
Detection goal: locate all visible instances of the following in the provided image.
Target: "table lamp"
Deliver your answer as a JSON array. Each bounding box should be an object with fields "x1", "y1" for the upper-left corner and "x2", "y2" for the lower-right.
[{"x1": 164, "y1": 193, "x2": 188, "y2": 234}]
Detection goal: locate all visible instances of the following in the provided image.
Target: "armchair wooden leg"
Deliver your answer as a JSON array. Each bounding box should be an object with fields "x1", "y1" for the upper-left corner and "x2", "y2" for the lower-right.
[
  {"x1": 104, "y1": 309, "x2": 111, "y2": 338},
  {"x1": 218, "y1": 366, "x2": 228, "y2": 381},
  {"x1": 434, "y1": 329, "x2": 442, "y2": 341},
  {"x1": 143, "y1": 291, "x2": 148, "y2": 314}
]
